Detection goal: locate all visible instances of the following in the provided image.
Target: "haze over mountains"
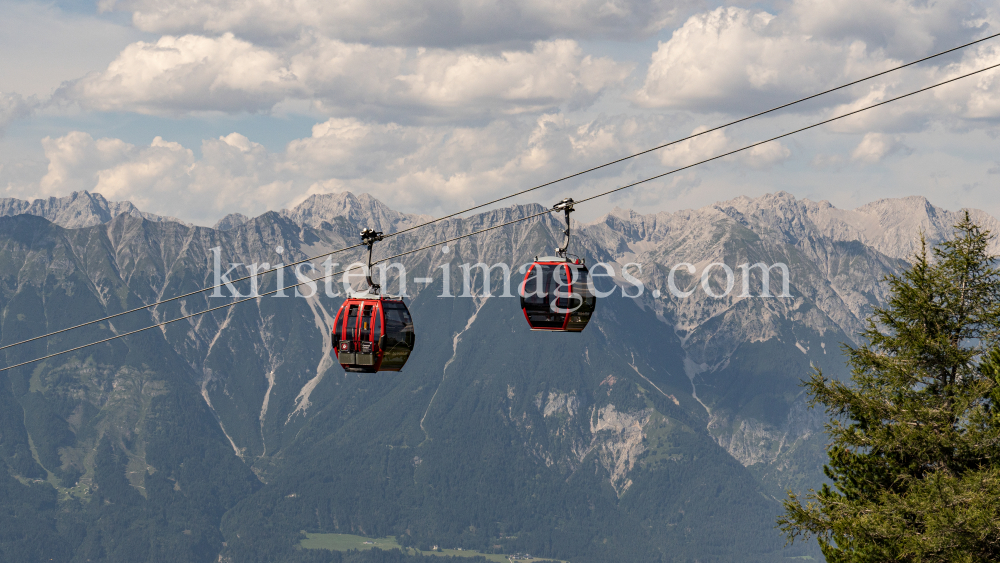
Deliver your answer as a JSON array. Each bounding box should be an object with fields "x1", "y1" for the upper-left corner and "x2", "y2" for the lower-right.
[{"x1": 0, "y1": 189, "x2": 995, "y2": 563}]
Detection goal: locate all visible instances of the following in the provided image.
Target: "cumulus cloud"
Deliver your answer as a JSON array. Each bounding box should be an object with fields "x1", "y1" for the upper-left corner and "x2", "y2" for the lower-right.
[
  {"x1": 743, "y1": 140, "x2": 792, "y2": 167},
  {"x1": 10, "y1": 0, "x2": 1000, "y2": 226},
  {"x1": 34, "y1": 130, "x2": 305, "y2": 215},
  {"x1": 388, "y1": 40, "x2": 630, "y2": 114},
  {"x1": 936, "y1": 43, "x2": 1000, "y2": 120},
  {"x1": 634, "y1": 7, "x2": 889, "y2": 112},
  {"x1": 98, "y1": 0, "x2": 686, "y2": 46},
  {"x1": 274, "y1": 113, "x2": 658, "y2": 213},
  {"x1": 658, "y1": 126, "x2": 792, "y2": 169},
  {"x1": 59, "y1": 33, "x2": 295, "y2": 114},
  {"x1": 39, "y1": 132, "x2": 196, "y2": 208},
  {"x1": 14, "y1": 112, "x2": 683, "y2": 223},
  {"x1": 787, "y1": 0, "x2": 988, "y2": 59},
  {"x1": 296, "y1": 38, "x2": 632, "y2": 120},
  {"x1": 635, "y1": 0, "x2": 998, "y2": 122},
  {"x1": 58, "y1": 35, "x2": 631, "y2": 120},
  {"x1": 14, "y1": 107, "x2": 813, "y2": 224},
  {"x1": 659, "y1": 126, "x2": 731, "y2": 167},
  {"x1": 851, "y1": 132, "x2": 910, "y2": 162},
  {"x1": 821, "y1": 42, "x2": 1000, "y2": 134},
  {"x1": 0, "y1": 92, "x2": 35, "y2": 135}
]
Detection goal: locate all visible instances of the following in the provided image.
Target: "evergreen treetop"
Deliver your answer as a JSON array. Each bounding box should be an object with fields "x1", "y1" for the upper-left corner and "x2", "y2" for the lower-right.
[{"x1": 779, "y1": 213, "x2": 1000, "y2": 562}]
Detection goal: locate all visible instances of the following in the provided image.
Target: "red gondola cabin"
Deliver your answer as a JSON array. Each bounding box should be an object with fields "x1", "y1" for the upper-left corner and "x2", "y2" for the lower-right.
[{"x1": 332, "y1": 296, "x2": 415, "y2": 372}]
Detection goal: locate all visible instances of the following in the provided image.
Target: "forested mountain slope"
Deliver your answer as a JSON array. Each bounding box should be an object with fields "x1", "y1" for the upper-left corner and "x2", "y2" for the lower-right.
[{"x1": 0, "y1": 190, "x2": 994, "y2": 562}]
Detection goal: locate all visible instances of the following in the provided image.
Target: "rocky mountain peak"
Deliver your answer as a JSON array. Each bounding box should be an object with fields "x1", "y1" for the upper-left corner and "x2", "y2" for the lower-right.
[
  {"x1": 596, "y1": 192, "x2": 1000, "y2": 261},
  {"x1": 214, "y1": 213, "x2": 250, "y2": 231},
  {"x1": 814, "y1": 196, "x2": 999, "y2": 259},
  {"x1": 279, "y1": 191, "x2": 431, "y2": 233},
  {"x1": 0, "y1": 190, "x2": 185, "y2": 229}
]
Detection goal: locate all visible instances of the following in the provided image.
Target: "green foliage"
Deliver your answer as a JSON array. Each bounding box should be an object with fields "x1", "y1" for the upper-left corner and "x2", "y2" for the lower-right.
[
  {"x1": 219, "y1": 293, "x2": 795, "y2": 563},
  {"x1": 0, "y1": 468, "x2": 72, "y2": 561},
  {"x1": 0, "y1": 209, "x2": 844, "y2": 563},
  {"x1": 780, "y1": 214, "x2": 1000, "y2": 561}
]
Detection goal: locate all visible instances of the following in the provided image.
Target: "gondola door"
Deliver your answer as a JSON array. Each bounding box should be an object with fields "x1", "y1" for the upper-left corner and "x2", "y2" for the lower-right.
[
  {"x1": 521, "y1": 263, "x2": 565, "y2": 329},
  {"x1": 337, "y1": 303, "x2": 359, "y2": 364},
  {"x1": 356, "y1": 303, "x2": 377, "y2": 368},
  {"x1": 331, "y1": 228, "x2": 417, "y2": 373}
]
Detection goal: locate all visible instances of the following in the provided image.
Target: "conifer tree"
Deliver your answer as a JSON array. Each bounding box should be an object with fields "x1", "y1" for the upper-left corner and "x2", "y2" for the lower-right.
[{"x1": 779, "y1": 213, "x2": 1000, "y2": 562}]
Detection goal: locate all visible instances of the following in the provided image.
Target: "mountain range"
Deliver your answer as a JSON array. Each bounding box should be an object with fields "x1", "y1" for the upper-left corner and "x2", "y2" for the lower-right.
[{"x1": 0, "y1": 189, "x2": 995, "y2": 563}]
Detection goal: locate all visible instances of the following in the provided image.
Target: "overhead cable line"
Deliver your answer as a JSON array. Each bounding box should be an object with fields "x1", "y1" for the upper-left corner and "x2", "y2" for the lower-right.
[
  {"x1": 0, "y1": 242, "x2": 363, "y2": 353},
  {"x1": 573, "y1": 60, "x2": 1000, "y2": 206},
  {"x1": 0, "y1": 208, "x2": 552, "y2": 373},
  {"x1": 2, "y1": 59, "x2": 998, "y2": 373},
  {"x1": 380, "y1": 30, "x2": 1000, "y2": 232},
  {"x1": 2, "y1": 33, "x2": 994, "y2": 354}
]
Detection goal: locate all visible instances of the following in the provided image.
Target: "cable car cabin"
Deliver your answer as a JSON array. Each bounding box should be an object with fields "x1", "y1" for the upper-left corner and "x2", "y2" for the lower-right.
[
  {"x1": 332, "y1": 296, "x2": 415, "y2": 372},
  {"x1": 519, "y1": 257, "x2": 597, "y2": 332}
]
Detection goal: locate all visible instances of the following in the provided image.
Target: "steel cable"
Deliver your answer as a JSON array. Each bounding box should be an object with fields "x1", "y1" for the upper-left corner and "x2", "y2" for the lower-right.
[
  {"x1": 1, "y1": 32, "x2": 994, "y2": 354},
  {"x1": 2, "y1": 45, "x2": 999, "y2": 367}
]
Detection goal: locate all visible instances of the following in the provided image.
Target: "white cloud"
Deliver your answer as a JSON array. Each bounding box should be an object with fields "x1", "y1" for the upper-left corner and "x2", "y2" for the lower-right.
[
  {"x1": 7, "y1": 0, "x2": 1000, "y2": 227},
  {"x1": 935, "y1": 43, "x2": 1000, "y2": 120},
  {"x1": 822, "y1": 43, "x2": 1000, "y2": 134},
  {"x1": 98, "y1": 0, "x2": 686, "y2": 46},
  {"x1": 743, "y1": 140, "x2": 791, "y2": 167},
  {"x1": 787, "y1": 0, "x2": 988, "y2": 59},
  {"x1": 10, "y1": 109, "x2": 1000, "y2": 227},
  {"x1": 281, "y1": 118, "x2": 435, "y2": 182},
  {"x1": 58, "y1": 35, "x2": 631, "y2": 120},
  {"x1": 59, "y1": 33, "x2": 294, "y2": 114},
  {"x1": 12, "y1": 109, "x2": 786, "y2": 224},
  {"x1": 279, "y1": 114, "x2": 637, "y2": 213},
  {"x1": 295, "y1": 38, "x2": 632, "y2": 120},
  {"x1": 635, "y1": 7, "x2": 884, "y2": 112},
  {"x1": 0, "y1": 92, "x2": 35, "y2": 135},
  {"x1": 658, "y1": 126, "x2": 791, "y2": 169},
  {"x1": 851, "y1": 132, "x2": 910, "y2": 162},
  {"x1": 39, "y1": 132, "x2": 196, "y2": 208},
  {"x1": 390, "y1": 40, "x2": 630, "y2": 114},
  {"x1": 659, "y1": 126, "x2": 731, "y2": 167},
  {"x1": 634, "y1": 0, "x2": 999, "y2": 123},
  {"x1": 16, "y1": 113, "x2": 677, "y2": 223},
  {"x1": 34, "y1": 130, "x2": 300, "y2": 215}
]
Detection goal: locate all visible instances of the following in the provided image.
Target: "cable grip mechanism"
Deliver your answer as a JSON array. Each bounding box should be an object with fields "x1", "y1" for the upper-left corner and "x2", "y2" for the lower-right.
[
  {"x1": 360, "y1": 228, "x2": 384, "y2": 294},
  {"x1": 553, "y1": 197, "x2": 574, "y2": 258}
]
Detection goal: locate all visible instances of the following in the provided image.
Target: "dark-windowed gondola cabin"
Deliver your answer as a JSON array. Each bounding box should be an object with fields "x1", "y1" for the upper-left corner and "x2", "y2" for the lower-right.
[
  {"x1": 332, "y1": 296, "x2": 414, "y2": 372},
  {"x1": 519, "y1": 257, "x2": 596, "y2": 332},
  {"x1": 332, "y1": 227, "x2": 415, "y2": 372},
  {"x1": 517, "y1": 197, "x2": 597, "y2": 332}
]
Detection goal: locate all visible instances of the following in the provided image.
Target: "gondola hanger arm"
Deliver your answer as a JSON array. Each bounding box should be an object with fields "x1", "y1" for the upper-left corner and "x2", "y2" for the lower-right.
[
  {"x1": 553, "y1": 198, "x2": 574, "y2": 258},
  {"x1": 360, "y1": 228, "x2": 385, "y2": 294}
]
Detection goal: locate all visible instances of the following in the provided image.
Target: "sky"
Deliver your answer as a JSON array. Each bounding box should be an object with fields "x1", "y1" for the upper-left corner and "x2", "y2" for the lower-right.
[{"x1": 0, "y1": 0, "x2": 998, "y2": 226}]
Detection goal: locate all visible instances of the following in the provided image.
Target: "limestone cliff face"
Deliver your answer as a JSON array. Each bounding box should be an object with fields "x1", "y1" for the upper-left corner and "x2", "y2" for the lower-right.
[
  {"x1": 574, "y1": 191, "x2": 997, "y2": 491},
  {"x1": 0, "y1": 191, "x2": 185, "y2": 228},
  {"x1": 6, "y1": 190, "x2": 993, "y2": 490},
  {"x1": 588, "y1": 404, "x2": 651, "y2": 496},
  {"x1": 278, "y1": 192, "x2": 432, "y2": 233},
  {"x1": 514, "y1": 387, "x2": 655, "y2": 496},
  {"x1": 1, "y1": 189, "x2": 994, "y2": 561}
]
